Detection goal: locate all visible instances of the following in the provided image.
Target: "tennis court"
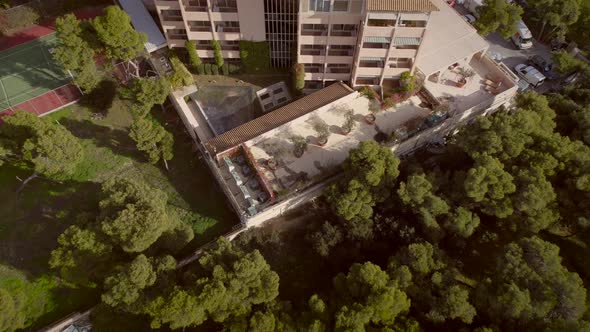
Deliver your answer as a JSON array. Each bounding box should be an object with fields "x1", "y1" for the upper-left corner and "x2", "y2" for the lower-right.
[{"x1": 0, "y1": 33, "x2": 70, "y2": 111}]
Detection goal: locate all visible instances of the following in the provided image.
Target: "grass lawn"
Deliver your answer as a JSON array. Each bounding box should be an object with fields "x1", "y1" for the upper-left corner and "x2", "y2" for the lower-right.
[{"x1": 0, "y1": 98, "x2": 238, "y2": 328}]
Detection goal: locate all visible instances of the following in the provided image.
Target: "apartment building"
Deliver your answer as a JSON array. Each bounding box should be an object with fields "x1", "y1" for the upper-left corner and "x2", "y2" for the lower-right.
[
  {"x1": 154, "y1": 0, "x2": 297, "y2": 67},
  {"x1": 153, "y1": 0, "x2": 494, "y2": 92}
]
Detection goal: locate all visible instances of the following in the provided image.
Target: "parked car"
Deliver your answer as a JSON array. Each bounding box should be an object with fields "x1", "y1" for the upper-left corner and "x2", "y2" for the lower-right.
[
  {"x1": 527, "y1": 55, "x2": 559, "y2": 80},
  {"x1": 514, "y1": 64, "x2": 546, "y2": 87},
  {"x1": 463, "y1": 14, "x2": 476, "y2": 24}
]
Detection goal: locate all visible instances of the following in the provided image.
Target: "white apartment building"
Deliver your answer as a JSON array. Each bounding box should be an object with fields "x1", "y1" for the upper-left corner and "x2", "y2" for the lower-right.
[{"x1": 153, "y1": 0, "x2": 498, "y2": 92}]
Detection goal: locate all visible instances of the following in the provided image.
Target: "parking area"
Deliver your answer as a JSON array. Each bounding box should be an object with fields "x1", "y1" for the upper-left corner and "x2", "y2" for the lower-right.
[{"x1": 453, "y1": 4, "x2": 558, "y2": 93}]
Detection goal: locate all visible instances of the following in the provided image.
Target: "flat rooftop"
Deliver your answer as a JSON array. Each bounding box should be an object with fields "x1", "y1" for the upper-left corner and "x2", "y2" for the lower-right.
[
  {"x1": 416, "y1": 0, "x2": 489, "y2": 77},
  {"x1": 249, "y1": 96, "x2": 431, "y2": 192}
]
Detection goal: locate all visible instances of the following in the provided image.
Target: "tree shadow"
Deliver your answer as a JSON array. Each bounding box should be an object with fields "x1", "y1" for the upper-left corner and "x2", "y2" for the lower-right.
[
  {"x1": 77, "y1": 79, "x2": 117, "y2": 113},
  {"x1": 0, "y1": 174, "x2": 102, "y2": 277},
  {"x1": 59, "y1": 117, "x2": 143, "y2": 161}
]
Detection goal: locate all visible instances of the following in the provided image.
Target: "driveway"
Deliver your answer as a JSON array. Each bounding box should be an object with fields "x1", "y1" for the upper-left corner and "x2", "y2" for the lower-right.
[{"x1": 452, "y1": 4, "x2": 557, "y2": 93}]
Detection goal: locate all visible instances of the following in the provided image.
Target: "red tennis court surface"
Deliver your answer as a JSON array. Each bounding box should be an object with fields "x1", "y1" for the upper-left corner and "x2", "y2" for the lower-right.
[{"x1": 0, "y1": 84, "x2": 81, "y2": 120}]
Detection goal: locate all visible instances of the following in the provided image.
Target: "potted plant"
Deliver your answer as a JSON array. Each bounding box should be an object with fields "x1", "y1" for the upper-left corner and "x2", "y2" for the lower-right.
[
  {"x1": 381, "y1": 96, "x2": 396, "y2": 110},
  {"x1": 456, "y1": 67, "x2": 475, "y2": 88},
  {"x1": 312, "y1": 118, "x2": 330, "y2": 146},
  {"x1": 341, "y1": 109, "x2": 355, "y2": 135},
  {"x1": 365, "y1": 99, "x2": 380, "y2": 124},
  {"x1": 289, "y1": 135, "x2": 308, "y2": 158},
  {"x1": 267, "y1": 157, "x2": 278, "y2": 170}
]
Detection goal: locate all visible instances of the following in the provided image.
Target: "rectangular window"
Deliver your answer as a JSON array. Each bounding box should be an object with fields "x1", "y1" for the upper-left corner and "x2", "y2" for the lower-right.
[
  {"x1": 355, "y1": 77, "x2": 379, "y2": 85},
  {"x1": 359, "y1": 57, "x2": 385, "y2": 68},
  {"x1": 196, "y1": 40, "x2": 214, "y2": 50},
  {"x1": 161, "y1": 9, "x2": 183, "y2": 21},
  {"x1": 388, "y1": 57, "x2": 412, "y2": 68},
  {"x1": 301, "y1": 24, "x2": 328, "y2": 36},
  {"x1": 300, "y1": 44, "x2": 326, "y2": 56},
  {"x1": 327, "y1": 63, "x2": 351, "y2": 74},
  {"x1": 331, "y1": 24, "x2": 357, "y2": 36},
  {"x1": 333, "y1": 0, "x2": 349, "y2": 11},
  {"x1": 219, "y1": 40, "x2": 240, "y2": 50},
  {"x1": 304, "y1": 63, "x2": 323, "y2": 73},
  {"x1": 215, "y1": 21, "x2": 240, "y2": 33},
  {"x1": 211, "y1": 0, "x2": 237, "y2": 12},
  {"x1": 188, "y1": 21, "x2": 211, "y2": 32},
  {"x1": 309, "y1": 0, "x2": 330, "y2": 12},
  {"x1": 166, "y1": 29, "x2": 187, "y2": 39},
  {"x1": 185, "y1": 0, "x2": 208, "y2": 11},
  {"x1": 328, "y1": 45, "x2": 354, "y2": 56}
]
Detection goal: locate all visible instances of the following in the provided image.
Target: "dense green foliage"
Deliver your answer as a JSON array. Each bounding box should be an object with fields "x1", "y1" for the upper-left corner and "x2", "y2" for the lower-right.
[
  {"x1": 185, "y1": 40, "x2": 202, "y2": 71},
  {"x1": 239, "y1": 41, "x2": 270, "y2": 73},
  {"x1": 54, "y1": 14, "x2": 100, "y2": 92},
  {"x1": 474, "y1": 0, "x2": 523, "y2": 38},
  {"x1": 0, "y1": 111, "x2": 83, "y2": 180},
  {"x1": 125, "y1": 77, "x2": 170, "y2": 118},
  {"x1": 528, "y1": 0, "x2": 581, "y2": 41},
  {"x1": 130, "y1": 117, "x2": 174, "y2": 167},
  {"x1": 293, "y1": 63, "x2": 305, "y2": 93},
  {"x1": 169, "y1": 56, "x2": 194, "y2": 88},
  {"x1": 211, "y1": 39, "x2": 224, "y2": 67},
  {"x1": 92, "y1": 5, "x2": 147, "y2": 61}
]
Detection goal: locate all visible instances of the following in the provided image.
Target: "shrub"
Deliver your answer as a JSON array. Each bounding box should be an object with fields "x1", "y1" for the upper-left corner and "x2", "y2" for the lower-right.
[
  {"x1": 204, "y1": 63, "x2": 212, "y2": 75},
  {"x1": 293, "y1": 63, "x2": 305, "y2": 93},
  {"x1": 169, "y1": 57, "x2": 193, "y2": 86},
  {"x1": 359, "y1": 86, "x2": 378, "y2": 100},
  {"x1": 400, "y1": 71, "x2": 415, "y2": 92},
  {"x1": 289, "y1": 135, "x2": 308, "y2": 157},
  {"x1": 382, "y1": 97, "x2": 396, "y2": 109},
  {"x1": 196, "y1": 64, "x2": 205, "y2": 75},
  {"x1": 239, "y1": 41, "x2": 270, "y2": 73},
  {"x1": 185, "y1": 40, "x2": 202, "y2": 71},
  {"x1": 342, "y1": 109, "x2": 356, "y2": 133},
  {"x1": 221, "y1": 63, "x2": 229, "y2": 75},
  {"x1": 211, "y1": 64, "x2": 219, "y2": 75},
  {"x1": 211, "y1": 40, "x2": 224, "y2": 67},
  {"x1": 228, "y1": 64, "x2": 240, "y2": 74},
  {"x1": 167, "y1": 72, "x2": 184, "y2": 89}
]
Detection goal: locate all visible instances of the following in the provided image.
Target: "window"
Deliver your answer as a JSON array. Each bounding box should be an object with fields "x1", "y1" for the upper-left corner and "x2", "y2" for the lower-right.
[
  {"x1": 301, "y1": 44, "x2": 326, "y2": 56},
  {"x1": 215, "y1": 21, "x2": 240, "y2": 33},
  {"x1": 355, "y1": 77, "x2": 379, "y2": 85},
  {"x1": 331, "y1": 24, "x2": 357, "y2": 36},
  {"x1": 196, "y1": 40, "x2": 214, "y2": 50},
  {"x1": 388, "y1": 57, "x2": 412, "y2": 68},
  {"x1": 166, "y1": 29, "x2": 187, "y2": 39},
  {"x1": 301, "y1": 24, "x2": 328, "y2": 36},
  {"x1": 327, "y1": 63, "x2": 351, "y2": 73},
  {"x1": 161, "y1": 9, "x2": 183, "y2": 21},
  {"x1": 186, "y1": 0, "x2": 207, "y2": 11},
  {"x1": 328, "y1": 45, "x2": 354, "y2": 56},
  {"x1": 211, "y1": 0, "x2": 237, "y2": 12},
  {"x1": 219, "y1": 40, "x2": 239, "y2": 50},
  {"x1": 333, "y1": 0, "x2": 349, "y2": 11},
  {"x1": 309, "y1": 0, "x2": 330, "y2": 12},
  {"x1": 304, "y1": 63, "x2": 323, "y2": 73},
  {"x1": 359, "y1": 57, "x2": 385, "y2": 68},
  {"x1": 188, "y1": 21, "x2": 211, "y2": 32}
]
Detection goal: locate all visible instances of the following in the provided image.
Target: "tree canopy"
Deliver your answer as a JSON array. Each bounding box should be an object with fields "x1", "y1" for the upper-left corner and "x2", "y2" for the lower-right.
[
  {"x1": 474, "y1": 0, "x2": 524, "y2": 39},
  {"x1": 93, "y1": 5, "x2": 147, "y2": 61}
]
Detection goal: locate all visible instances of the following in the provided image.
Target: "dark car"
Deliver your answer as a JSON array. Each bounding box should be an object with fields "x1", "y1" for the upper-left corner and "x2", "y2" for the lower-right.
[{"x1": 527, "y1": 55, "x2": 559, "y2": 80}]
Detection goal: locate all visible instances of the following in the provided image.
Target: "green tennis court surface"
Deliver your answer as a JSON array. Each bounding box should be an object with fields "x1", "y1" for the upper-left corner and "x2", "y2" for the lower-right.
[{"x1": 0, "y1": 33, "x2": 70, "y2": 110}]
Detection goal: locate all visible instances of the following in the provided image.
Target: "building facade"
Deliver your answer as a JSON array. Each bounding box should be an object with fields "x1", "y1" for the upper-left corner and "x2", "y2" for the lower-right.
[{"x1": 153, "y1": 0, "x2": 492, "y2": 91}]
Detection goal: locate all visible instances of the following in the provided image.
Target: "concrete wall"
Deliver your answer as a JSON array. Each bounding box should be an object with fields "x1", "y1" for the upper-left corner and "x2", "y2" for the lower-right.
[{"x1": 237, "y1": 0, "x2": 266, "y2": 41}]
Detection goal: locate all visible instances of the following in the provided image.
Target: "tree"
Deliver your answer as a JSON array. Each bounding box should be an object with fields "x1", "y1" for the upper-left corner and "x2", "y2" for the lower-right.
[
  {"x1": 308, "y1": 221, "x2": 343, "y2": 256},
  {"x1": 426, "y1": 285, "x2": 477, "y2": 324},
  {"x1": 333, "y1": 262, "x2": 411, "y2": 331},
  {"x1": 102, "y1": 254, "x2": 176, "y2": 307},
  {"x1": 326, "y1": 179, "x2": 376, "y2": 221},
  {"x1": 0, "y1": 288, "x2": 26, "y2": 332},
  {"x1": 49, "y1": 224, "x2": 113, "y2": 285},
  {"x1": 126, "y1": 77, "x2": 170, "y2": 118},
  {"x1": 474, "y1": 0, "x2": 523, "y2": 38},
  {"x1": 98, "y1": 177, "x2": 175, "y2": 253},
  {"x1": 343, "y1": 140, "x2": 400, "y2": 188},
  {"x1": 185, "y1": 40, "x2": 202, "y2": 71},
  {"x1": 552, "y1": 50, "x2": 590, "y2": 75},
  {"x1": 444, "y1": 207, "x2": 480, "y2": 238},
  {"x1": 93, "y1": 6, "x2": 147, "y2": 61},
  {"x1": 464, "y1": 154, "x2": 516, "y2": 218},
  {"x1": 54, "y1": 14, "x2": 101, "y2": 92},
  {"x1": 528, "y1": 0, "x2": 580, "y2": 41},
  {"x1": 0, "y1": 111, "x2": 83, "y2": 190},
  {"x1": 144, "y1": 238, "x2": 279, "y2": 329},
  {"x1": 129, "y1": 118, "x2": 174, "y2": 170},
  {"x1": 477, "y1": 236, "x2": 587, "y2": 326},
  {"x1": 212, "y1": 39, "x2": 224, "y2": 67},
  {"x1": 293, "y1": 63, "x2": 305, "y2": 93}
]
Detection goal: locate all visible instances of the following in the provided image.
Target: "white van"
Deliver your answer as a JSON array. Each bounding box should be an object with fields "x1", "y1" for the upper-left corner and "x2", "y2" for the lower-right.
[
  {"x1": 511, "y1": 21, "x2": 533, "y2": 49},
  {"x1": 514, "y1": 64, "x2": 546, "y2": 87}
]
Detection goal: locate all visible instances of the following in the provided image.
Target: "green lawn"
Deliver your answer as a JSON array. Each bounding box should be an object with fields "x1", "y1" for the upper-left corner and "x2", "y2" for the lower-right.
[{"x1": 0, "y1": 99, "x2": 238, "y2": 328}]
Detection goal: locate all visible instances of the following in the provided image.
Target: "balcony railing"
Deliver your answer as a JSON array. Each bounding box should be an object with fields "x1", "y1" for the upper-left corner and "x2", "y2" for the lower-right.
[
  {"x1": 326, "y1": 68, "x2": 351, "y2": 74},
  {"x1": 168, "y1": 33, "x2": 188, "y2": 39},
  {"x1": 359, "y1": 61, "x2": 384, "y2": 68},
  {"x1": 185, "y1": 5, "x2": 207, "y2": 11},
  {"x1": 162, "y1": 15, "x2": 183, "y2": 21},
  {"x1": 331, "y1": 30, "x2": 357, "y2": 37},
  {"x1": 211, "y1": 5, "x2": 237, "y2": 12},
  {"x1": 216, "y1": 26, "x2": 240, "y2": 33},
  {"x1": 301, "y1": 30, "x2": 328, "y2": 36},
  {"x1": 190, "y1": 26, "x2": 212, "y2": 32},
  {"x1": 304, "y1": 67, "x2": 323, "y2": 73},
  {"x1": 300, "y1": 50, "x2": 325, "y2": 56},
  {"x1": 328, "y1": 50, "x2": 353, "y2": 56}
]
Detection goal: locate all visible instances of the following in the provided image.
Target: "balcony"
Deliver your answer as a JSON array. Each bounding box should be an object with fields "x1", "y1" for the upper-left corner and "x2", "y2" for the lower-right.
[
  {"x1": 355, "y1": 67, "x2": 383, "y2": 76},
  {"x1": 167, "y1": 33, "x2": 188, "y2": 40},
  {"x1": 324, "y1": 73, "x2": 351, "y2": 81},
  {"x1": 155, "y1": 0, "x2": 180, "y2": 9},
  {"x1": 330, "y1": 30, "x2": 357, "y2": 37},
  {"x1": 299, "y1": 35, "x2": 328, "y2": 44},
  {"x1": 363, "y1": 26, "x2": 394, "y2": 37},
  {"x1": 325, "y1": 55, "x2": 354, "y2": 64},
  {"x1": 161, "y1": 15, "x2": 183, "y2": 22},
  {"x1": 298, "y1": 55, "x2": 325, "y2": 63},
  {"x1": 301, "y1": 29, "x2": 328, "y2": 36},
  {"x1": 367, "y1": 19, "x2": 396, "y2": 27},
  {"x1": 395, "y1": 27, "x2": 425, "y2": 38},
  {"x1": 358, "y1": 48, "x2": 387, "y2": 58},
  {"x1": 327, "y1": 49, "x2": 354, "y2": 57},
  {"x1": 304, "y1": 72, "x2": 324, "y2": 80},
  {"x1": 211, "y1": 5, "x2": 237, "y2": 12},
  {"x1": 390, "y1": 48, "x2": 418, "y2": 58},
  {"x1": 184, "y1": 0, "x2": 207, "y2": 11}
]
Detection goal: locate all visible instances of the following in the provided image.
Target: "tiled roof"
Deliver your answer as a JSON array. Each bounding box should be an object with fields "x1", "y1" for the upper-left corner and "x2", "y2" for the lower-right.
[
  {"x1": 367, "y1": 0, "x2": 439, "y2": 12},
  {"x1": 205, "y1": 82, "x2": 355, "y2": 155}
]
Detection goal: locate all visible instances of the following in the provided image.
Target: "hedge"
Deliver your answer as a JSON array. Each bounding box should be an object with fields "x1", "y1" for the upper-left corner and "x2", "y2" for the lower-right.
[
  {"x1": 211, "y1": 64, "x2": 219, "y2": 75},
  {"x1": 228, "y1": 64, "x2": 240, "y2": 74},
  {"x1": 239, "y1": 41, "x2": 270, "y2": 74},
  {"x1": 185, "y1": 40, "x2": 202, "y2": 71},
  {"x1": 211, "y1": 40, "x2": 224, "y2": 67},
  {"x1": 196, "y1": 64, "x2": 205, "y2": 75},
  {"x1": 221, "y1": 63, "x2": 229, "y2": 75},
  {"x1": 170, "y1": 56, "x2": 194, "y2": 86}
]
